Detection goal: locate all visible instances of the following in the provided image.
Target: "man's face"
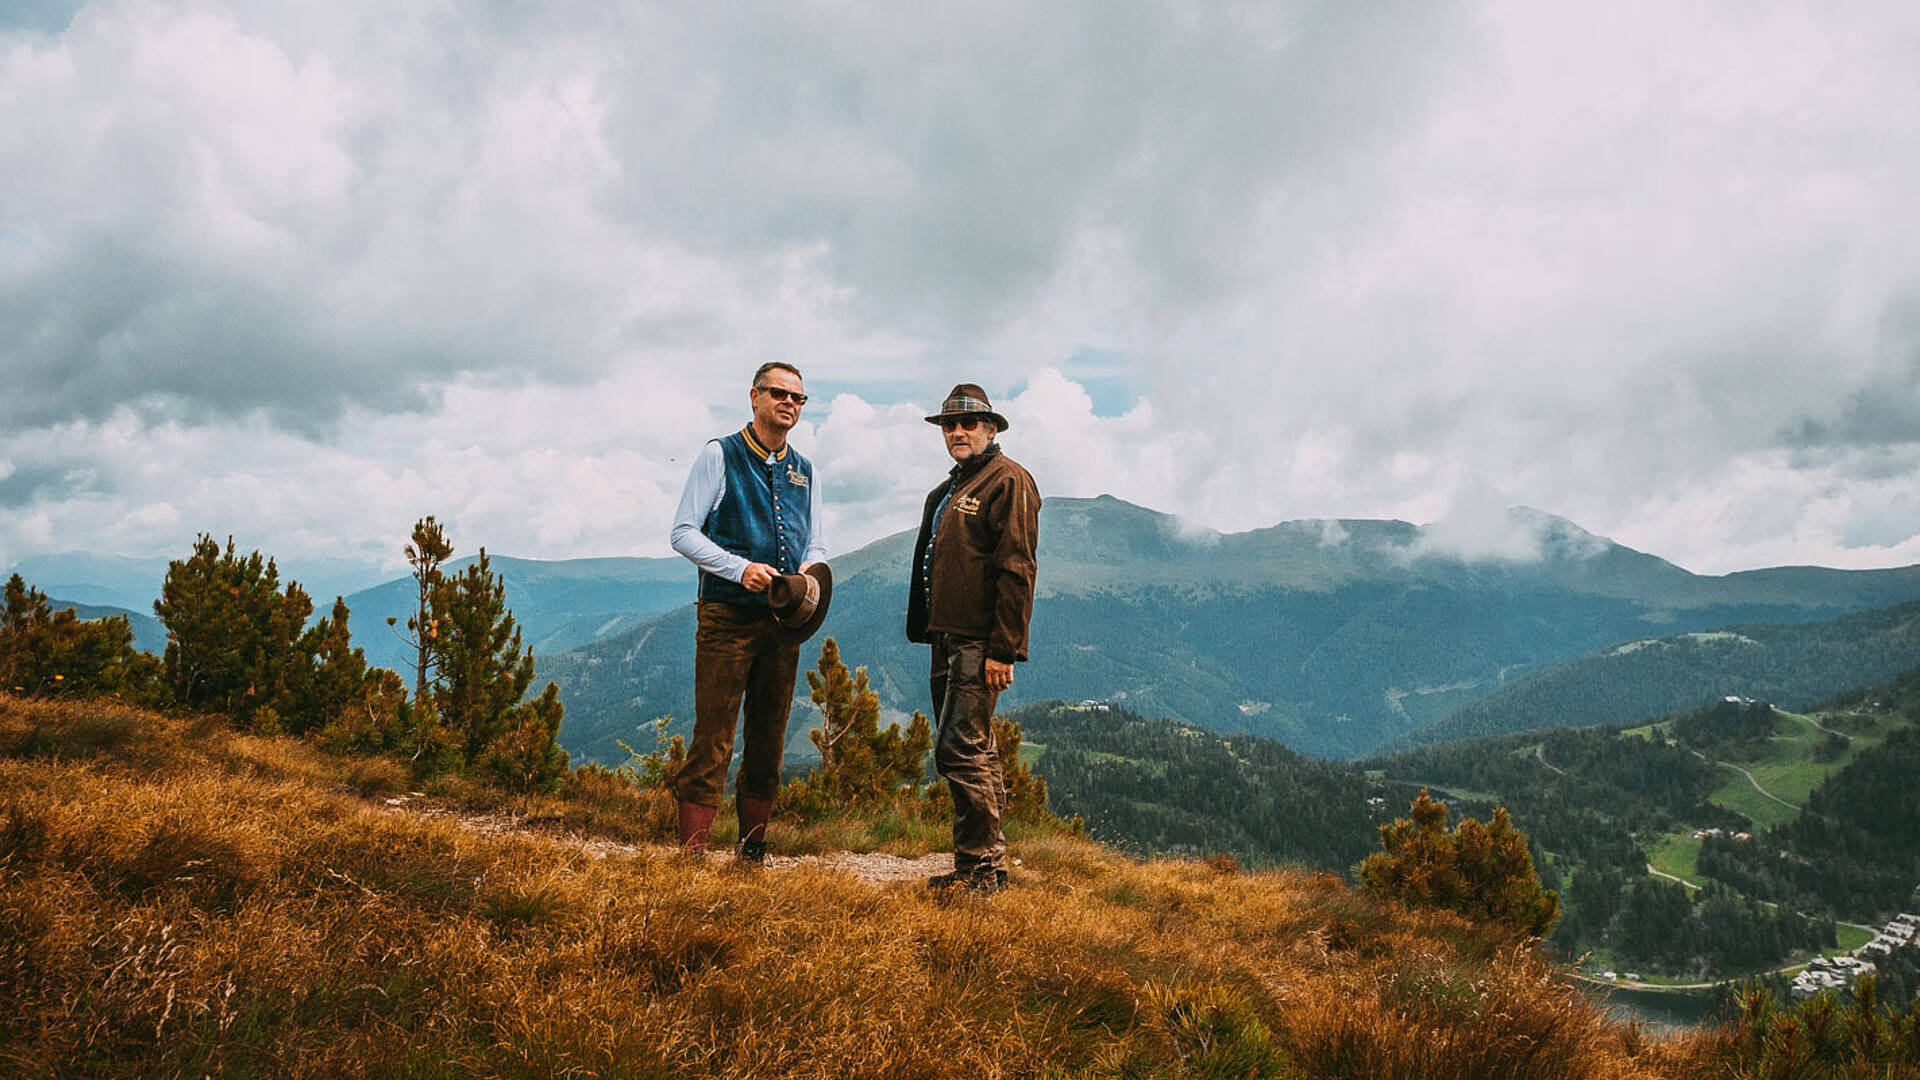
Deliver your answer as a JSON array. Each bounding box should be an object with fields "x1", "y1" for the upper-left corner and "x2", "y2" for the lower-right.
[
  {"x1": 942, "y1": 415, "x2": 995, "y2": 462},
  {"x1": 750, "y1": 367, "x2": 806, "y2": 435}
]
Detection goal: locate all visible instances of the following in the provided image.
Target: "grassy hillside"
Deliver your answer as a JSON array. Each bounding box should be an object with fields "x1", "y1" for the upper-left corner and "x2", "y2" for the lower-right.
[
  {"x1": 0, "y1": 694, "x2": 1762, "y2": 1079},
  {"x1": 1400, "y1": 600, "x2": 1920, "y2": 749}
]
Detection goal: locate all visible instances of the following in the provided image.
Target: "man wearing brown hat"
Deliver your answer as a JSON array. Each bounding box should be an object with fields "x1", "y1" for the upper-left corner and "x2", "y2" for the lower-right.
[
  {"x1": 669, "y1": 361, "x2": 833, "y2": 862},
  {"x1": 907, "y1": 383, "x2": 1041, "y2": 894}
]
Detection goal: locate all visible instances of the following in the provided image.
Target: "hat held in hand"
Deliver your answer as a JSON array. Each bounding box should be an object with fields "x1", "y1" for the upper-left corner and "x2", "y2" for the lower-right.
[{"x1": 767, "y1": 563, "x2": 833, "y2": 644}]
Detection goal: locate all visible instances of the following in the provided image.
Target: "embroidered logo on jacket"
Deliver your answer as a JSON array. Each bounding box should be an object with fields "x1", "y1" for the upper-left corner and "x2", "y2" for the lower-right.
[
  {"x1": 951, "y1": 494, "x2": 982, "y2": 516},
  {"x1": 787, "y1": 467, "x2": 809, "y2": 487}
]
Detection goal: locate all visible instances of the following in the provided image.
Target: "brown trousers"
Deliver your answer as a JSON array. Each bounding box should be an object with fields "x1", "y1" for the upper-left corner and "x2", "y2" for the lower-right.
[
  {"x1": 930, "y1": 635, "x2": 1008, "y2": 873},
  {"x1": 675, "y1": 600, "x2": 800, "y2": 808}
]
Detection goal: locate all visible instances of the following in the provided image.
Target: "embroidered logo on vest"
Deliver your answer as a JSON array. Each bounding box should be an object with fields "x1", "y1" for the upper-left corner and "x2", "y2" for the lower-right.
[
  {"x1": 952, "y1": 494, "x2": 982, "y2": 516},
  {"x1": 787, "y1": 466, "x2": 810, "y2": 487}
]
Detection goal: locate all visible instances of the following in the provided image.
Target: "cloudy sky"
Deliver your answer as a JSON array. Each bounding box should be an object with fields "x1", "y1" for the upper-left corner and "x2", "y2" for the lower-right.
[{"x1": 4, "y1": 0, "x2": 1920, "y2": 584}]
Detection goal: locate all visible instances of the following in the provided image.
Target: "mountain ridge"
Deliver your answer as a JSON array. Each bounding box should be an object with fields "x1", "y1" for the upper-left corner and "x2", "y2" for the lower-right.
[{"x1": 537, "y1": 496, "x2": 1920, "y2": 763}]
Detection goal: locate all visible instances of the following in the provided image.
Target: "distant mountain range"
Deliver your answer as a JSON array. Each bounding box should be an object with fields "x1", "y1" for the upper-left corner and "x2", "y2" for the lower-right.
[
  {"x1": 338, "y1": 555, "x2": 692, "y2": 677},
  {"x1": 12, "y1": 551, "x2": 389, "y2": 614},
  {"x1": 38, "y1": 599, "x2": 169, "y2": 655},
  {"x1": 537, "y1": 496, "x2": 1920, "y2": 763},
  {"x1": 22, "y1": 496, "x2": 1920, "y2": 762}
]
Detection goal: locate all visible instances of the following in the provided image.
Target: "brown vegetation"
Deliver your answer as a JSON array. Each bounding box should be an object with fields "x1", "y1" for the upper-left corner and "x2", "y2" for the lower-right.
[
  {"x1": 0, "y1": 695, "x2": 1899, "y2": 1079},
  {"x1": 1360, "y1": 788, "x2": 1562, "y2": 938}
]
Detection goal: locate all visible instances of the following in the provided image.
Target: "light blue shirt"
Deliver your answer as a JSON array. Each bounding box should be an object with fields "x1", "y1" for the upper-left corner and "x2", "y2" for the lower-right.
[{"x1": 669, "y1": 438, "x2": 828, "y2": 582}]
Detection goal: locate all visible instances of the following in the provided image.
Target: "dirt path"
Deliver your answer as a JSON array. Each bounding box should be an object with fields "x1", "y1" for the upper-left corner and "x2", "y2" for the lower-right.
[
  {"x1": 1711, "y1": 760, "x2": 1800, "y2": 811},
  {"x1": 1646, "y1": 864, "x2": 1700, "y2": 891},
  {"x1": 1534, "y1": 743, "x2": 1567, "y2": 776},
  {"x1": 1783, "y1": 709, "x2": 1844, "y2": 738},
  {"x1": 383, "y1": 797, "x2": 960, "y2": 884},
  {"x1": 1680, "y1": 747, "x2": 1801, "y2": 811}
]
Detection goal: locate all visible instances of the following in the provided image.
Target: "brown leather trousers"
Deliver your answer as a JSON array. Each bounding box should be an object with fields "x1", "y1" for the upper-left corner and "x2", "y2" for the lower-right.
[
  {"x1": 930, "y1": 634, "x2": 1008, "y2": 873},
  {"x1": 674, "y1": 600, "x2": 800, "y2": 808}
]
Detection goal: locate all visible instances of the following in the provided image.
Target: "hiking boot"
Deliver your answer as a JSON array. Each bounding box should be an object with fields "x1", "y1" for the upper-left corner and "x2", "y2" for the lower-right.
[
  {"x1": 927, "y1": 863, "x2": 1004, "y2": 895},
  {"x1": 737, "y1": 837, "x2": 768, "y2": 865}
]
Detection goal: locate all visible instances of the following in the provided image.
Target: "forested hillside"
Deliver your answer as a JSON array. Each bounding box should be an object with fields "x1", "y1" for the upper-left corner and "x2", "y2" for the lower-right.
[
  {"x1": 1365, "y1": 684, "x2": 1920, "y2": 978},
  {"x1": 1400, "y1": 600, "x2": 1920, "y2": 748},
  {"x1": 1364, "y1": 704, "x2": 1841, "y2": 977},
  {"x1": 1016, "y1": 702, "x2": 1393, "y2": 869},
  {"x1": 1697, "y1": 668, "x2": 1920, "y2": 921}
]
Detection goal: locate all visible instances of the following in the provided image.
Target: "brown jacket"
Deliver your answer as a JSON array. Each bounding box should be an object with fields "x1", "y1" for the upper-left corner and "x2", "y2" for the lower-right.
[{"x1": 906, "y1": 444, "x2": 1041, "y2": 663}]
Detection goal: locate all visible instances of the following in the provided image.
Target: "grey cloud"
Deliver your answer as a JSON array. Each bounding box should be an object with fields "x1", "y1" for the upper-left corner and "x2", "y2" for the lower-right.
[
  {"x1": 594, "y1": 1, "x2": 1471, "y2": 335},
  {"x1": 4, "y1": 1, "x2": 1471, "y2": 430},
  {"x1": 0, "y1": 461, "x2": 108, "y2": 507},
  {"x1": 1782, "y1": 360, "x2": 1920, "y2": 454},
  {"x1": 0, "y1": 240, "x2": 436, "y2": 432},
  {"x1": 1781, "y1": 293, "x2": 1920, "y2": 455},
  {"x1": 10, "y1": 2, "x2": 1920, "y2": 576}
]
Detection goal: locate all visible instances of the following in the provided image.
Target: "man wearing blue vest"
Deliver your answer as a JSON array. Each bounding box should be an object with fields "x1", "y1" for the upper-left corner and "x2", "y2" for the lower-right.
[{"x1": 669, "y1": 362, "x2": 826, "y2": 860}]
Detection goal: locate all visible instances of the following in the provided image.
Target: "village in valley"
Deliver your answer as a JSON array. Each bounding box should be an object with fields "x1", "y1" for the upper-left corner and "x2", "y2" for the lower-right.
[{"x1": 1792, "y1": 907, "x2": 1920, "y2": 1001}]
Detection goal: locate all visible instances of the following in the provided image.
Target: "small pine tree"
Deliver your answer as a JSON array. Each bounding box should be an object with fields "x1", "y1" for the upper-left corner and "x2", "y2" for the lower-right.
[
  {"x1": 400, "y1": 695, "x2": 465, "y2": 776},
  {"x1": 153, "y1": 536, "x2": 314, "y2": 726},
  {"x1": 429, "y1": 547, "x2": 537, "y2": 764},
  {"x1": 617, "y1": 715, "x2": 686, "y2": 792},
  {"x1": 1359, "y1": 790, "x2": 1561, "y2": 938},
  {"x1": 786, "y1": 637, "x2": 932, "y2": 812},
  {"x1": 314, "y1": 667, "x2": 408, "y2": 752},
  {"x1": 289, "y1": 597, "x2": 372, "y2": 736},
  {"x1": 475, "y1": 682, "x2": 571, "y2": 793},
  {"x1": 1729, "y1": 975, "x2": 1920, "y2": 1076},
  {"x1": 992, "y1": 715, "x2": 1051, "y2": 824},
  {"x1": 392, "y1": 516, "x2": 453, "y2": 704}
]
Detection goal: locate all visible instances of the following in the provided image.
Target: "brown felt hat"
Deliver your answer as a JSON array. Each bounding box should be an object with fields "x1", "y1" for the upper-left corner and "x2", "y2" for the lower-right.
[
  {"x1": 767, "y1": 563, "x2": 833, "y2": 644},
  {"x1": 924, "y1": 383, "x2": 1009, "y2": 432}
]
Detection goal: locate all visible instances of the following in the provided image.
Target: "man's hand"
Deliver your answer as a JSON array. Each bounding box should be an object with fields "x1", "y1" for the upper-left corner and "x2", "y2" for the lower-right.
[
  {"x1": 984, "y1": 658, "x2": 1014, "y2": 692},
  {"x1": 741, "y1": 562, "x2": 776, "y2": 592}
]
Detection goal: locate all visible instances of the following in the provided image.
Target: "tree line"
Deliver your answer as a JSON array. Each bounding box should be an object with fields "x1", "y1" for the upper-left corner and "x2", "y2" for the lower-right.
[
  {"x1": 1019, "y1": 701, "x2": 1393, "y2": 869},
  {"x1": 1, "y1": 516, "x2": 569, "y2": 792}
]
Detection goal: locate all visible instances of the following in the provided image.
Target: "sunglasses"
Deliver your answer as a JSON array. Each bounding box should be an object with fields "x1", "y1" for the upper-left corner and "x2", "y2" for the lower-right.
[
  {"x1": 756, "y1": 386, "x2": 808, "y2": 405},
  {"x1": 939, "y1": 415, "x2": 985, "y2": 432}
]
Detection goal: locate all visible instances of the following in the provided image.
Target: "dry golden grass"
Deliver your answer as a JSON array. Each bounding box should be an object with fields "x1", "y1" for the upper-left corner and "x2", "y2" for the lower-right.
[{"x1": 1, "y1": 696, "x2": 1746, "y2": 1078}]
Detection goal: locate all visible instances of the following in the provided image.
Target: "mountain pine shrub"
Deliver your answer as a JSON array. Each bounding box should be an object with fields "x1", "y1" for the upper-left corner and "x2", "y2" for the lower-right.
[
  {"x1": 154, "y1": 535, "x2": 316, "y2": 727},
  {"x1": 782, "y1": 637, "x2": 932, "y2": 816},
  {"x1": 1359, "y1": 789, "x2": 1561, "y2": 938},
  {"x1": 1, "y1": 574, "x2": 164, "y2": 704},
  {"x1": 1727, "y1": 978, "x2": 1920, "y2": 1077}
]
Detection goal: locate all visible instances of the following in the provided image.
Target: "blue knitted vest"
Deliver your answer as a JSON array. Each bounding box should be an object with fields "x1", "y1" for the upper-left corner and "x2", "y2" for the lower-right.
[{"x1": 699, "y1": 427, "x2": 814, "y2": 608}]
